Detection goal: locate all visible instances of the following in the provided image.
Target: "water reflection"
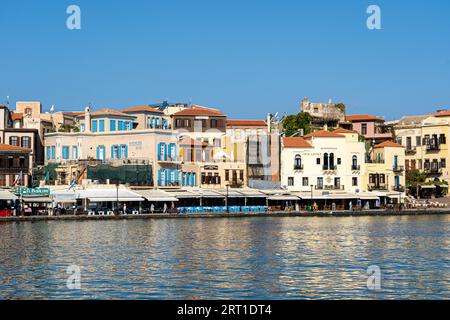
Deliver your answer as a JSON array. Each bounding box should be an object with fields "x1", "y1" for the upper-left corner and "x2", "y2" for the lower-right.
[{"x1": 1, "y1": 216, "x2": 450, "y2": 299}]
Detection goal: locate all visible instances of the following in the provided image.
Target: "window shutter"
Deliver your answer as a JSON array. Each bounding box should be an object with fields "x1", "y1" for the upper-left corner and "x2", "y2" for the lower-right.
[
  {"x1": 96, "y1": 146, "x2": 100, "y2": 160},
  {"x1": 111, "y1": 146, "x2": 115, "y2": 159},
  {"x1": 164, "y1": 143, "x2": 168, "y2": 161},
  {"x1": 158, "y1": 169, "x2": 162, "y2": 186},
  {"x1": 124, "y1": 145, "x2": 128, "y2": 158}
]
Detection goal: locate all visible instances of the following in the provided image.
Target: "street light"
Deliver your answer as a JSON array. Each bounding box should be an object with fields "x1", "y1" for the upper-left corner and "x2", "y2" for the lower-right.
[
  {"x1": 226, "y1": 184, "x2": 229, "y2": 213},
  {"x1": 116, "y1": 182, "x2": 119, "y2": 215},
  {"x1": 310, "y1": 185, "x2": 313, "y2": 211}
]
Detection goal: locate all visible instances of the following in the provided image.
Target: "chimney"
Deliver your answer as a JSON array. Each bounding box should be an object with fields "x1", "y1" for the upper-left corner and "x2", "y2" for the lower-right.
[{"x1": 84, "y1": 106, "x2": 91, "y2": 132}]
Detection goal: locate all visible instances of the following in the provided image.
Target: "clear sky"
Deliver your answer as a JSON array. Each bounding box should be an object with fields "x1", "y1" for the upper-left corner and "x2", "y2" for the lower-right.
[{"x1": 0, "y1": 0, "x2": 449, "y2": 120}]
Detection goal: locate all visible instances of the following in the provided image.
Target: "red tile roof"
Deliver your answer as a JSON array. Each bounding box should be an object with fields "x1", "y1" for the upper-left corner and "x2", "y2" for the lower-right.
[
  {"x1": 173, "y1": 106, "x2": 225, "y2": 117},
  {"x1": 374, "y1": 141, "x2": 404, "y2": 148},
  {"x1": 0, "y1": 144, "x2": 31, "y2": 152},
  {"x1": 227, "y1": 119, "x2": 266, "y2": 127},
  {"x1": 11, "y1": 112, "x2": 23, "y2": 121},
  {"x1": 283, "y1": 137, "x2": 313, "y2": 148},
  {"x1": 333, "y1": 128, "x2": 358, "y2": 134},
  {"x1": 121, "y1": 106, "x2": 163, "y2": 114},
  {"x1": 432, "y1": 110, "x2": 450, "y2": 117},
  {"x1": 346, "y1": 114, "x2": 384, "y2": 122},
  {"x1": 303, "y1": 130, "x2": 345, "y2": 139}
]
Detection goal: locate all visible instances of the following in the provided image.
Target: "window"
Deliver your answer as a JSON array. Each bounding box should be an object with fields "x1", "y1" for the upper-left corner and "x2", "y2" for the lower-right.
[
  {"x1": 329, "y1": 153, "x2": 335, "y2": 169},
  {"x1": 80, "y1": 124, "x2": 85, "y2": 132},
  {"x1": 302, "y1": 177, "x2": 309, "y2": 186},
  {"x1": 21, "y1": 137, "x2": 31, "y2": 148},
  {"x1": 352, "y1": 177, "x2": 358, "y2": 186},
  {"x1": 62, "y1": 146, "x2": 70, "y2": 159},
  {"x1": 361, "y1": 123, "x2": 368, "y2": 135},
  {"x1": 46, "y1": 146, "x2": 51, "y2": 160},
  {"x1": 72, "y1": 146, "x2": 78, "y2": 159},
  {"x1": 92, "y1": 120, "x2": 98, "y2": 132},
  {"x1": 418, "y1": 159, "x2": 423, "y2": 170},
  {"x1": 416, "y1": 136, "x2": 421, "y2": 146},
  {"x1": 441, "y1": 158, "x2": 446, "y2": 169},
  {"x1": 210, "y1": 119, "x2": 218, "y2": 128},
  {"x1": 99, "y1": 120, "x2": 105, "y2": 132},
  {"x1": 406, "y1": 137, "x2": 412, "y2": 149},
  {"x1": 294, "y1": 155, "x2": 302, "y2": 169},
  {"x1": 439, "y1": 134, "x2": 446, "y2": 144},
  {"x1": 316, "y1": 158, "x2": 320, "y2": 165},
  {"x1": 323, "y1": 153, "x2": 329, "y2": 169},
  {"x1": 239, "y1": 170, "x2": 244, "y2": 181},
  {"x1": 352, "y1": 155, "x2": 358, "y2": 170},
  {"x1": 9, "y1": 136, "x2": 19, "y2": 146},
  {"x1": 337, "y1": 158, "x2": 341, "y2": 165},
  {"x1": 51, "y1": 146, "x2": 56, "y2": 159},
  {"x1": 334, "y1": 177, "x2": 341, "y2": 189},
  {"x1": 110, "y1": 120, "x2": 116, "y2": 131},
  {"x1": 288, "y1": 177, "x2": 294, "y2": 186},
  {"x1": 317, "y1": 177, "x2": 323, "y2": 189},
  {"x1": 213, "y1": 138, "x2": 221, "y2": 147},
  {"x1": 225, "y1": 170, "x2": 230, "y2": 181},
  {"x1": 396, "y1": 137, "x2": 402, "y2": 145}
]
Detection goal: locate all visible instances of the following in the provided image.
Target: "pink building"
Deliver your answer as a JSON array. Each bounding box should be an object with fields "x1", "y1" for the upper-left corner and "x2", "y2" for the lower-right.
[{"x1": 346, "y1": 114, "x2": 393, "y2": 144}]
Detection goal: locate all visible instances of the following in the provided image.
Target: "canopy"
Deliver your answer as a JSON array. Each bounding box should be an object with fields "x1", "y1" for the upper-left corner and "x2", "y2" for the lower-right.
[
  {"x1": 22, "y1": 196, "x2": 52, "y2": 203},
  {"x1": 77, "y1": 188, "x2": 144, "y2": 202},
  {"x1": 0, "y1": 190, "x2": 18, "y2": 200},
  {"x1": 133, "y1": 189, "x2": 178, "y2": 202},
  {"x1": 236, "y1": 189, "x2": 267, "y2": 198},
  {"x1": 52, "y1": 191, "x2": 77, "y2": 203},
  {"x1": 268, "y1": 195, "x2": 300, "y2": 201}
]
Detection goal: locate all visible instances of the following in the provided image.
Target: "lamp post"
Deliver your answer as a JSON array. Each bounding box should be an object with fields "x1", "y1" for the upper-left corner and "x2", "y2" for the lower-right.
[
  {"x1": 226, "y1": 184, "x2": 229, "y2": 213},
  {"x1": 310, "y1": 185, "x2": 313, "y2": 211},
  {"x1": 116, "y1": 182, "x2": 119, "y2": 215}
]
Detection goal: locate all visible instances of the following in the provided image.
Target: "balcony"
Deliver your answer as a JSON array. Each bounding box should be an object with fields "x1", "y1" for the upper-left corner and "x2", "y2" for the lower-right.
[
  {"x1": 324, "y1": 185, "x2": 344, "y2": 191},
  {"x1": 393, "y1": 165, "x2": 404, "y2": 172},
  {"x1": 393, "y1": 185, "x2": 405, "y2": 192},
  {"x1": 158, "y1": 181, "x2": 180, "y2": 188},
  {"x1": 405, "y1": 147, "x2": 417, "y2": 154},
  {"x1": 351, "y1": 165, "x2": 361, "y2": 171},
  {"x1": 366, "y1": 159, "x2": 385, "y2": 164},
  {"x1": 322, "y1": 165, "x2": 337, "y2": 171},
  {"x1": 368, "y1": 183, "x2": 387, "y2": 191},
  {"x1": 426, "y1": 144, "x2": 440, "y2": 152},
  {"x1": 425, "y1": 167, "x2": 443, "y2": 175},
  {"x1": 294, "y1": 164, "x2": 304, "y2": 171},
  {"x1": 157, "y1": 156, "x2": 181, "y2": 164}
]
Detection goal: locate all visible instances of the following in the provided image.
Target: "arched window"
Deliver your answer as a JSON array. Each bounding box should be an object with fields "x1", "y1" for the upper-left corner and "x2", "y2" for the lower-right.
[
  {"x1": 329, "y1": 153, "x2": 335, "y2": 169},
  {"x1": 323, "y1": 153, "x2": 329, "y2": 170},
  {"x1": 294, "y1": 155, "x2": 302, "y2": 169},
  {"x1": 352, "y1": 155, "x2": 358, "y2": 169}
]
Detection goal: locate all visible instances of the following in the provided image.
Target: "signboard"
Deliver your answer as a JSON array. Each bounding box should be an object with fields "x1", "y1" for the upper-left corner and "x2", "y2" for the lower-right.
[
  {"x1": 15, "y1": 188, "x2": 50, "y2": 196},
  {"x1": 203, "y1": 165, "x2": 219, "y2": 171}
]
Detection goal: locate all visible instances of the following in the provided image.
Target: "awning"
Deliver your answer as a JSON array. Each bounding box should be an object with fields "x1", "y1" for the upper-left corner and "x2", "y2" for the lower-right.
[
  {"x1": 166, "y1": 190, "x2": 200, "y2": 198},
  {"x1": 420, "y1": 185, "x2": 436, "y2": 189},
  {"x1": 22, "y1": 196, "x2": 52, "y2": 203},
  {"x1": 0, "y1": 190, "x2": 18, "y2": 200},
  {"x1": 216, "y1": 189, "x2": 245, "y2": 198},
  {"x1": 133, "y1": 189, "x2": 178, "y2": 202},
  {"x1": 52, "y1": 192, "x2": 77, "y2": 203},
  {"x1": 357, "y1": 193, "x2": 380, "y2": 200},
  {"x1": 77, "y1": 188, "x2": 144, "y2": 202},
  {"x1": 195, "y1": 190, "x2": 225, "y2": 198},
  {"x1": 268, "y1": 195, "x2": 300, "y2": 201},
  {"x1": 236, "y1": 189, "x2": 267, "y2": 198}
]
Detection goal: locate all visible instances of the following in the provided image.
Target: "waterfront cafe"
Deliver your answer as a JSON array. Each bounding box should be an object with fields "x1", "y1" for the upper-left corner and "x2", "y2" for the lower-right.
[
  {"x1": 15, "y1": 187, "x2": 52, "y2": 216},
  {"x1": 0, "y1": 189, "x2": 17, "y2": 217}
]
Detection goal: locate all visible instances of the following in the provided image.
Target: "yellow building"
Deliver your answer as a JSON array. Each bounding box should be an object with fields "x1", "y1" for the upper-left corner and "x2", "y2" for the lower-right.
[
  {"x1": 364, "y1": 141, "x2": 406, "y2": 195},
  {"x1": 394, "y1": 111, "x2": 450, "y2": 197}
]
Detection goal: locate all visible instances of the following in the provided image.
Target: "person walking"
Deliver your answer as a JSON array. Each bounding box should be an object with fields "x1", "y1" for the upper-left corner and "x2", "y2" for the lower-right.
[
  {"x1": 150, "y1": 203, "x2": 155, "y2": 214},
  {"x1": 163, "y1": 203, "x2": 168, "y2": 214}
]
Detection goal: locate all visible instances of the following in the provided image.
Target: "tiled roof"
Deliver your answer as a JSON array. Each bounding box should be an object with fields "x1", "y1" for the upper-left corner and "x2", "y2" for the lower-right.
[
  {"x1": 346, "y1": 114, "x2": 384, "y2": 122},
  {"x1": 0, "y1": 144, "x2": 31, "y2": 152},
  {"x1": 173, "y1": 106, "x2": 225, "y2": 117},
  {"x1": 121, "y1": 106, "x2": 163, "y2": 114},
  {"x1": 432, "y1": 110, "x2": 450, "y2": 117},
  {"x1": 283, "y1": 137, "x2": 313, "y2": 148},
  {"x1": 333, "y1": 128, "x2": 358, "y2": 134},
  {"x1": 227, "y1": 119, "x2": 266, "y2": 127},
  {"x1": 374, "y1": 141, "x2": 404, "y2": 148},
  {"x1": 191, "y1": 104, "x2": 224, "y2": 115},
  {"x1": 303, "y1": 130, "x2": 345, "y2": 139},
  {"x1": 63, "y1": 111, "x2": 84, "y2": 117},
  {"x1": 11, "y1": 112, "x2": 23, "y2": 121}
]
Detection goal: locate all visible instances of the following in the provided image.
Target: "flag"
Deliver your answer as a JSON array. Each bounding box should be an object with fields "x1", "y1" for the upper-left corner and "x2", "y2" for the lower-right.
[
  {"x1": 68, "y1": 179, "x2": 77, "y2": 191},
  {"x1": 13, "y1": 171, "x2": 23, "y2": 186}
]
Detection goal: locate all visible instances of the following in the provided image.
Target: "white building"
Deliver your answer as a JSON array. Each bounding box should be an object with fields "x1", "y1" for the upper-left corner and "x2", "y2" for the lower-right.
[{"x1": 281, "y1": 129, "x2": 366, "y2": 194}]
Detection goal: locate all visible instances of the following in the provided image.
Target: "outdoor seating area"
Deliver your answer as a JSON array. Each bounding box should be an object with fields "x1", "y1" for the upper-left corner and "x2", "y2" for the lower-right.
[{"x1": 177, "y1": 206, "x2": 268, "y2": 214}]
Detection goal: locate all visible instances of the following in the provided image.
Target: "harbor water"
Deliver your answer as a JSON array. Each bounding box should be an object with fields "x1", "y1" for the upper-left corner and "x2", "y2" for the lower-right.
[{"x1": 1, "y1": 215, "x2": 450, "y2": 299}]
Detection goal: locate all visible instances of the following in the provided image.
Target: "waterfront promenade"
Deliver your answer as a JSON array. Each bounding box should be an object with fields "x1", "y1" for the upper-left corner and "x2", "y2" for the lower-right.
[{"x1": 2, "y1": 208, "x2": 450, "y2": 223}]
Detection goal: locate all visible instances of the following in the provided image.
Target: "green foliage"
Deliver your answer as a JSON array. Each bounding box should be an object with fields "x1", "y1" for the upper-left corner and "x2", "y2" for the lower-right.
[
  {"x1": 282, "y1": 112, "x2": 312, "y2": 137},
  {"x1": 406, "y1": 170, "x2": 428, "y2": 188},
  {"x1": 58, "y1": 124, "x2": 79, "y2": 133}
]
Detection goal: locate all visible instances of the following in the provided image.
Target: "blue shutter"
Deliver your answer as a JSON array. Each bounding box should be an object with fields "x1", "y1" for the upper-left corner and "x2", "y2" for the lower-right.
[
  {"x1": 174, "y1": 170, "x2": 178, "y2": 183},
  {"x1": 96, "y1": 146, "x2": 100, "y2": 160},
  {"x1": 111, "y1": 146, "x2": 115, "y2": 159},
  {"x1": 46, "y1": 146, "x2": 51, "y2": 160},
  {"x1": 157, "y1": 143, "x2": 161, "y2": 161},
  {"x1": 158, "y1": 169, "x2": 162, "y2": 186},
  {"x1": 117, "y1": 145, "x2": 122, "y2": 159},
  {"x1": 123, "y1": 145, "x2": 128, "y2": 158},
  {"x1": 164, "y1": 143, "x2": 168, "y2": 161}
]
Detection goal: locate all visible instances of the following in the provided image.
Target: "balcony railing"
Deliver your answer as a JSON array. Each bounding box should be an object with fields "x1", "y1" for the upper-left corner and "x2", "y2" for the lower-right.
[
  {"x1": 351, "y1": 165, "x2": 361, "y2": 171},
  {"x1": 393, "y1": 185, "x2": 405, "y2": 192},
  {"x1": 405, "y1": 147, "x2": 417, "y2": 154},
  {"x1": 294, "y1": 164, "x2": 304, "y2": 170},
  {"x1": 325, "y1": 185, "x2": 344, "y2": 191},
  {"x1": 368, "y1": 183, "x2": 387, "y2": 191},
  {"x1": 157, "y1": 156, "x2": 181, "y2": 163},
  {"x1": 425, "y1": 167, "x2": 443, "y2": 175},
  {"x1": 426, "y1": 144, "x2": 440, "y2": 152},
  {"x1": 322, "y1": 165, "x2": 337, "y2": 171},
  {"x1": 393, "y1": 165, "x2": 404, "y2": 172},
  {"x1": 157, "y1": 181, "x2": 180, "y2": 187},
  {"x1": 366, "y1": 159, "x2": 385, "y2": 164}
]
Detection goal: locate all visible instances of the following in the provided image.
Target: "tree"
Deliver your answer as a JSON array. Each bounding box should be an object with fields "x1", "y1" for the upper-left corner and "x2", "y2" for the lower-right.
[
  {"x1": 282, "y1": 112, "x2": 312, "y2": 137},
  {"x1": 406, "y1": 170, "x2": 428, "y2": 197}
]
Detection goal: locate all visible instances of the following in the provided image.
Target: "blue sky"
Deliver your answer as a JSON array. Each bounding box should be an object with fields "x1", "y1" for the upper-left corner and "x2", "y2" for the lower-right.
[{"x1": 0, "y1": 0, "x2": 449, "y2": 120}]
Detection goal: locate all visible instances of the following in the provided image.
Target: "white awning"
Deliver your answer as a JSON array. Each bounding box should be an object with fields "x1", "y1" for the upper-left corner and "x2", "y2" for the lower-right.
[
  {"x1": 420, "y1": 185, "x2": 436, "y2": 189},
  {"x1": 22, "y1": 196, "x2": 52, "y2": 203},
  {"x1": 88, "y1": 197, "x2": 144, "y2": 202},
  {"x1": 52, "y1": 192, "x2": 77, "y2": 203},
  {"x1": 268, "y1": 195, "x2": 300, "y2": 201},
  {"x1": 0, "y1": 190, "x2": 17, "y2": 200},
  {"x1": 216, "y1": 189, "x2": 246, "y2": 198},
  {"x1": 133, "y1": 189, "x2": 178, "y2": 202},
  {"x1": 195, "y1": 190, "x2": 225, "y2": 198},
  {"x1": 236, "y1": 189, "x2": 267, "y2": 198}
]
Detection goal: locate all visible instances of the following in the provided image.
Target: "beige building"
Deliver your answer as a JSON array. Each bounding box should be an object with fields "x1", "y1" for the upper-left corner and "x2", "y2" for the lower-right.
[{"x1": 364, "y1": 141, "x2": 406, "y2": 193}]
